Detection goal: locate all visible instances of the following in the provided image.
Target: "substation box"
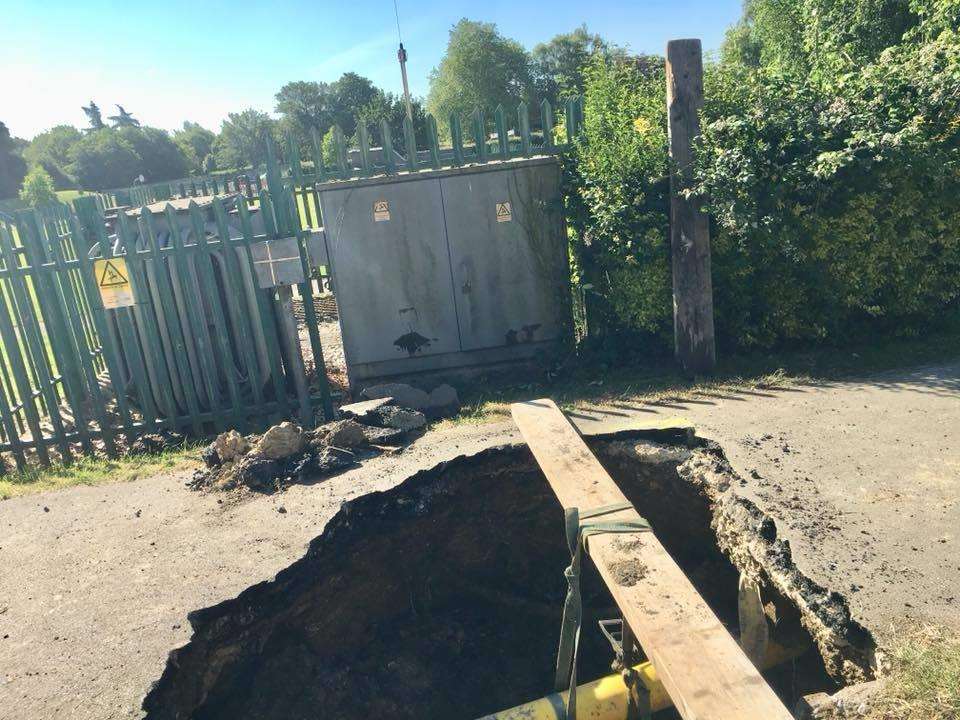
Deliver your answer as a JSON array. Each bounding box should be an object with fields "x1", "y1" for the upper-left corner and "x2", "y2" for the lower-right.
[{"x1": 316, "y1": 156, "x2": 572, "y2": 388}]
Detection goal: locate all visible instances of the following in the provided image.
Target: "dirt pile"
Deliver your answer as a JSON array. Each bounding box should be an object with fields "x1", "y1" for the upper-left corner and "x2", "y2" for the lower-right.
[{"x1": 189, "y1": 403, "x2": 428, "y2": 493}]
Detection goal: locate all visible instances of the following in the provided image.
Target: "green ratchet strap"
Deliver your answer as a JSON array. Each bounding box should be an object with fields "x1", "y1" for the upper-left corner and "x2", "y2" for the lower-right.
[{"x1": 554, "y1": 501, "x2": 652, "y2": 720}]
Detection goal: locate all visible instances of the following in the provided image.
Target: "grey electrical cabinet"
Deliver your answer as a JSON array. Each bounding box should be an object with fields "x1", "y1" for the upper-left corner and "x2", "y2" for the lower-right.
[{"x1": 317, "y1": 156, "x2": 570, "y2": 387}]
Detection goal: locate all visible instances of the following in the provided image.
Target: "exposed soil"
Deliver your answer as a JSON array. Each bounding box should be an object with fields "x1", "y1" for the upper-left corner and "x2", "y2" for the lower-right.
[
  {"x1": 1, "y1": 362, "x2": 957, "y2": 720},
  {"x1": 575, "y1": 362, "x2": 960, "y2": 644},
  {"x1": 141, "y1": 435, "x2": 870, "y2": 719},
  {"x1": 607, "y1": 557, "x2": 649, "y2": 586}
]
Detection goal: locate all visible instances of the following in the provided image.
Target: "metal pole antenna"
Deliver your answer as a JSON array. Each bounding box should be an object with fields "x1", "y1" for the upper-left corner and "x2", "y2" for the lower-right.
[{"x1": 393, "y1": 0, "x2": 414, "y2": 123}]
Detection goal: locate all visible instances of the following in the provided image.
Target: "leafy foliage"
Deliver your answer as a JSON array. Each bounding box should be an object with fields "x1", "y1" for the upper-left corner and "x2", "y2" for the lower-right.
[
  {"x1": 22, "y1": 125, "x2": 81, "y2": 189},
  {"x1": 116, "y1": 127, "x2": 188, "y2": 182},
  {"x1": 81, "y1": 101, "x2": 104, "y2": 131},
  {"x1": 566, "y1": 0, "x2": 960, "y2": 352},
  {"x1": 274, "y1": 74, "x2": 426, "y2": 154},
  {"x1": 0, "y1": 121, "x2": 28, "y2": 199},
  {"x1": 18, "y1": 165, "x2": 56, "y2": 207},
  {"x1": 68, "y1": 129, "x2": 142, "y2": 190},
  {"x1": 531, "y1": 25, "x2": 623, "y2": 107},
  {"x1": 213, "y1": 109, "x2": 277, "y2": 172},
  {"x1": 173, "y1": 121, "x2": 216, "y2": 175},
  {"x1": 108, "y1": 105, "x2": 140, "y2": 128},
  {"x1": 427, "y1": 19, "x2": 533, "y2": 134},
  {"x1": 563, "y1": 56, "x2": 671, "y2": 342}
]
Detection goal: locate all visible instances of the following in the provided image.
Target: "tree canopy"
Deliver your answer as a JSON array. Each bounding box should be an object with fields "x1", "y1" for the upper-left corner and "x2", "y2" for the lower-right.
[
  {"x1": 564, "y1": 0, "x2": 960, "y2": 354},
  {"x1": 19, "y1": 165, "x2": 56, "y2": 206},
  {"x1": 82, "y1": 101, "x2": 105, "y2": 131},
  {"x1": 531, "y1": 25, "x2": 616, "y2": 106},
  {"x1": 426, "y1": 19, "x2": 533, "y2": 127},
  {"x1": 23, "y1": 125, "x2": 83, "y2": 189},
  {"x1": 12, "y1": 19, "x2": 612, "y2": 197},
  {"x1": 69, "y1": 129, "x2": 142, "y2": 190},
  {"x1": 173, "y1": 121, "x2": 217, "y2": 174},
  {"x1": 108, "y1": 105, "x2": 141, "y2": 128},
  {"x1": 213, "y1": 109, "x2": 277, "y2": 171},
  {"x1": 0, "y1": 121, "x2": 28, "y2": 199}
]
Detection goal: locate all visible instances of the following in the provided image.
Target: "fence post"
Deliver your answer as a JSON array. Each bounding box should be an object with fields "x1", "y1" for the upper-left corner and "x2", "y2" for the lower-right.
[{"x1": 666, "y1": 38, "x2": 715, "y2": 374}]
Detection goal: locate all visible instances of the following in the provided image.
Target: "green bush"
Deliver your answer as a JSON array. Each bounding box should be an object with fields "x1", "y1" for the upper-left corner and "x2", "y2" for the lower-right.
[
  {"x1": 19, "y1": 166, "x2": 57, "y2": 207},
  {"x1": 564, "y1": 1, "x2": 960, "y2": 353},
  {"x1": 563, "y1": 55, "x2": 672, "y2": 345}
]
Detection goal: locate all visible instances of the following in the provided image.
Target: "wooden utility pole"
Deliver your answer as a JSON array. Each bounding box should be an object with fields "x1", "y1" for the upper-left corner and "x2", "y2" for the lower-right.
[{"x1": 666, "y1": 39, "x2": 716, "y2": 374}]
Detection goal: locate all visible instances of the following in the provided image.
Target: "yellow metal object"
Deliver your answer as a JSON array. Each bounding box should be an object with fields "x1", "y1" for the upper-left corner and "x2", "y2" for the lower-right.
[
  {"x1": 477, "y1": 641, "x2": 802, "y2": 720},
  {"x1": 477, "y1": 661, "x2": 669, "y2": 720}
]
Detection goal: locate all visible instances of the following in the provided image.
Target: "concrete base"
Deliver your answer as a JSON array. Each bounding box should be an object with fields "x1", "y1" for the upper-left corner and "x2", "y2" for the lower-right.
[{"x1": 348, "y1": 339, "x2": 563, "y2": 390}]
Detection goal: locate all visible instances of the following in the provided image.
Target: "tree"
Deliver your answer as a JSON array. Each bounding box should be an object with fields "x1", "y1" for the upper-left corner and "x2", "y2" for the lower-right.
[
  {"x1": 721, "y1": 0, "x2": 919, "y2": 77},
  {"x1": 68, "y1": 129, "x2": 141, "y2": 190},
  {"x1": 23, "y1": 125, "x2": 82, "y2": 189},
  {"x1": 356, "y1": 91, "x2": 429, "y2": 148},
  {"x1": 427, "y1": 19, "x2": 533, "y2": 132},
  {"x1": 108, "y1": 105, "x2": 140, "y2": 128},
  {"x1": 117, "y1": 127, "x2": 188, "y2": 182},
  {"x1": 0, "y1": 121, "x2": 28, "y2": 199},
  {"x1": 531, "y1": 25, "x2": 615, "y2": 106},
  {"x1": 19, "y1": 166, "x2": 57, "y2": 207},
  {"x1": 330, "y1": 73, "x2": 381, "y2": 137},
  {"x1": 173, "y1": 121, "x2": 216, "y2": 174},
  {"x1": 275, "y1": 80, "x2": 335, "y2": 144},
  {"x1": 82, "y1": 101, "x2": 105, "y2": 131},
  {"x1": 213, "y1": 109, "x2": 276, "y2": 171}
]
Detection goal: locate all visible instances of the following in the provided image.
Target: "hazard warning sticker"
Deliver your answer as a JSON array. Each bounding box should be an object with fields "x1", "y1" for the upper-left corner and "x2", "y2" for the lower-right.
[
  {"x1": 93, "y1": 257, "x2": 135, "y2": 309},
  {"x1": 373, "y1": 200, "x2": 390, "y2": 222},
  {"x1": 496, "y1": 202, "x2": 512, "y2": 223}
]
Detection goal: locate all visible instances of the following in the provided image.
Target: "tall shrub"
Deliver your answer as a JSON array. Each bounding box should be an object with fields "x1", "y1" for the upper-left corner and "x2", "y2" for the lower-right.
[
  {"x1": 19, "y1": 166, "x2": 57, "y2": 207},
  {"x1": 563, "y1": 55, "x2": 672, "y2": 346},
  {"x1": 564, "y1": 2, "x2": 960, "y2": 352}
]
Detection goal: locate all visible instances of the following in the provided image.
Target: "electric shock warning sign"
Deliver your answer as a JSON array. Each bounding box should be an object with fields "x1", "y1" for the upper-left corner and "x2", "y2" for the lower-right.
[
  {"x1": 94, "y1": 258, "x2": 136, "y2": 309},
  {"x1": 496, "y1": 202, "x2": 512, "y2": 222},
  {"x1": 373, "y1": 200, "x2": 391, "y2": 222}
]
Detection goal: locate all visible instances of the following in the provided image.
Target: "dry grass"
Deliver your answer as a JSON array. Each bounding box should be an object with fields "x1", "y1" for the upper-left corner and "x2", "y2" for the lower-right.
[
  {"x1": 869, "y1": 626, "x2": 960, "y2": 719},
  {"x1": 0, "y1": 446, "x2": 201, "y2": 499},
  {"x1": 438, "y1": 368, "x2": 798, "y2": 428}
]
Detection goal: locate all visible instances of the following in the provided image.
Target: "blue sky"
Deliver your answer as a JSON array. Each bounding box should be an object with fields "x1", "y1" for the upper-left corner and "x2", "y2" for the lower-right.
[{"x1": 2, "y1": 0, "x2": 743, "y2": 139}]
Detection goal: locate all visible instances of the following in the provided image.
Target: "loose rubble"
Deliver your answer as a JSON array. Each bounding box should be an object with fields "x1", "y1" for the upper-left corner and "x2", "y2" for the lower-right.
[
  {"x1": 129, "y1": 431, "x2": 185, "y2": 456},
  {"x1": 361, "y1": 381, "x2": 461, "y2": 419},
  {"x1": 190, "y1": 392, "x2": 446, "y2": 493}
]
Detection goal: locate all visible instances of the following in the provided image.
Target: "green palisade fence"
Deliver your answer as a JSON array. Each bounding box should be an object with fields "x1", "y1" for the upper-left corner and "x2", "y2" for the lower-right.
[
  {"x1": 1, "y1": 97, "x2": 584, "y2": 470},
  {"x1": 0, "y1": 180, "x2": 334, "y2": 471},
  {"x1": 96, "y1": 97, "x2": 584, "y2": 228}
]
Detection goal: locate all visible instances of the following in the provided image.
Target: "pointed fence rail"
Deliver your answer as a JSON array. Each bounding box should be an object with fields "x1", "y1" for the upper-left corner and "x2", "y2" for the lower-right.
[
  {"x1": 97, "y1": 97, "x2": 585, "y2": 231},
  {"x1": 0, "y1": 180, "x2": 333, "y2": 472},
  {"x1": 0, "y1": 97, "x2": 583, "y2": 470}
]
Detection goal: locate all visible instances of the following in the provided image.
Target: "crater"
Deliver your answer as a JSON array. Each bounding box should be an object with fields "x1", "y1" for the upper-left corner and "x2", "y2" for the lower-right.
[{"x1": 142, "y1": 430, "x2": 876, "y2": 719}]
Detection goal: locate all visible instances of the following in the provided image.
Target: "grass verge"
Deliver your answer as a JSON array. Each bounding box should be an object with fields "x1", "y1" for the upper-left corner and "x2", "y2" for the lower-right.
[
  {"x1": 0, "y1": 445, "x2": 201, "y2": 499},
  {"x1": 441, "y1": 324, "x2": 960, "y2": 426},
  {"x1": 870, "y1": 626, "x2": 960, "y2": 719}
]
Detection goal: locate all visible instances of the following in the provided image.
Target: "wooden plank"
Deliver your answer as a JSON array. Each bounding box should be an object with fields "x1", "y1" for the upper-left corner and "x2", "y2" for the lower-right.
[
  {"x1": 666, "y1": 39, "x2": 715, "y2": 374},
  {"x1": 511, "y1": 398, "x2": 792, "y2": 720}
]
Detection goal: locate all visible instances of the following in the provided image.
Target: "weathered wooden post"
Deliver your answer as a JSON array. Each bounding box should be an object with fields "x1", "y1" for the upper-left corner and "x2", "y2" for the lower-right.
[{"x1": 666, "y1": 39, "x2": 716, "y2": 374}]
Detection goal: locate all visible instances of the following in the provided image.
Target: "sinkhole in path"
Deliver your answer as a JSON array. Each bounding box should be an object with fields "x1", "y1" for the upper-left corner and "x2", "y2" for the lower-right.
[{"x1": 143, "y1": 434, "x2": 875, "y2": 720}]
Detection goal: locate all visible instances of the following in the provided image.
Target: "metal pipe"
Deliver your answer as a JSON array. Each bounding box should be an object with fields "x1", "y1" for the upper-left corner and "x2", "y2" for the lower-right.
[{"x1": 476, "y1": 640, "x2": 804, "y2": 720}]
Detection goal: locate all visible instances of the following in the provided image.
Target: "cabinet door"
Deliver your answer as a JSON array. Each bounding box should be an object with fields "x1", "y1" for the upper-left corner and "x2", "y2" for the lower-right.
[
  {"x1": 320, "y1": 178, "x2": 461, "y2": 366},
  {"x1": 441, "y1": 165, "x2": 568, "y2": 351}
]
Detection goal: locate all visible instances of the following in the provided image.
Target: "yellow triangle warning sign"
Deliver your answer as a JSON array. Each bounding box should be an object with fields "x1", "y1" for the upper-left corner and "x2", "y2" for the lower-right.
[
  {"x1": 496, "y1": 202, "x2": 512, "y2": 222},
  {"x1": 93, "y1": 258, "x2": 135, "y2": 309},
  {"x1": 98, "y1": 259, "x2": 128, "y2": 288}
]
